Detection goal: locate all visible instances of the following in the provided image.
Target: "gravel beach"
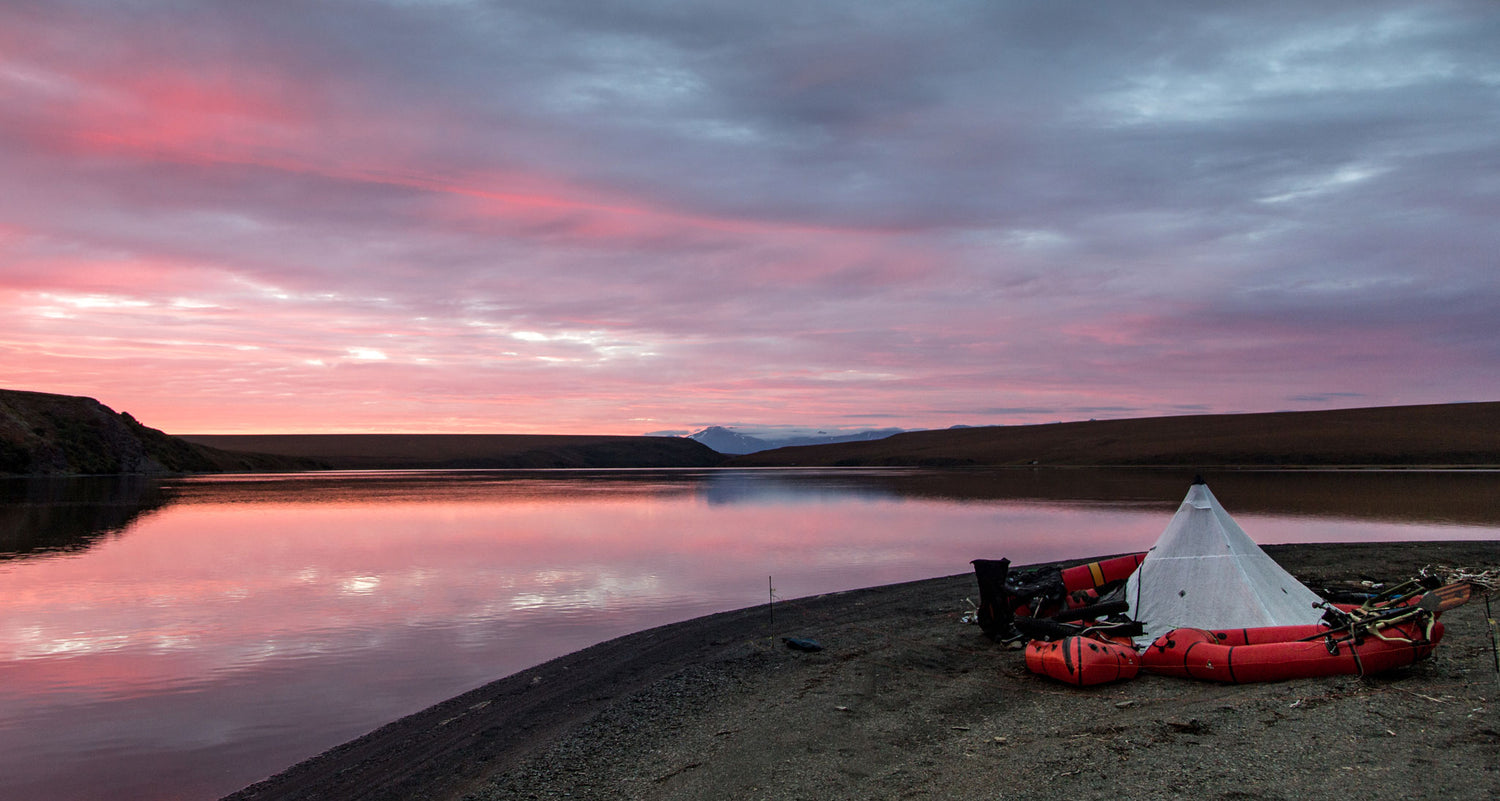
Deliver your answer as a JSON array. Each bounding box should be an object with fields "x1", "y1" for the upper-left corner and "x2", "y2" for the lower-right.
[{"x1": 225, "y1": 540, "x2": 1500, "y2": 801}]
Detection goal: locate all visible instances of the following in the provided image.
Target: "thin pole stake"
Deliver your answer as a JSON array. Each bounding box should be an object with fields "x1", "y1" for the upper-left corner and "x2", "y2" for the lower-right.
[
  {"x1": 769, "y1": 576, "x2": 774, "y2": 625},
  {"x1": 1486, "y1": 593, "x2": 1499, "y2": 698}
]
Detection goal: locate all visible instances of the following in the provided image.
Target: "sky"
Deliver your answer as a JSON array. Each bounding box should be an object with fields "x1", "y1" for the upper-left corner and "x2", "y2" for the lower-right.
[{"x1": 1, "y1": 1, "x2": 1497, "y2": 436}]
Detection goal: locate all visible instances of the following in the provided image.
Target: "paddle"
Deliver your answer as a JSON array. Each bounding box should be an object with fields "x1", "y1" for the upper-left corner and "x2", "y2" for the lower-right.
[
  {"x1": 1360, "y1": 577, "x2": 1429, "y2": 608},
  {"x1": 1417, "y1": 581, "x2": 1472, "y2": 613}
]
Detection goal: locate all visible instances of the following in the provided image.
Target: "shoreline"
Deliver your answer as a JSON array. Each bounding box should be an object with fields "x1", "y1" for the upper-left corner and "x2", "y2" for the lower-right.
[{"x1": 225, "y1": 540, "x2": 1500, "y2": 801}]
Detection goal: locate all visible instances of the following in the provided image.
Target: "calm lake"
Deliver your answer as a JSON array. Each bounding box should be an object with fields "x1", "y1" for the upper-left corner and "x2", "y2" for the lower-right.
[{"x1": 2, "y1": 467, "x2": 1497, "y2": 800}]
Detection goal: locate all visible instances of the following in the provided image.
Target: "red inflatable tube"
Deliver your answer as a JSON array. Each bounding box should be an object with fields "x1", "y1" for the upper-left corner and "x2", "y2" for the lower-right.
[
  {"x1": 1059, "y1": 552, "x2": 1147, "y2": 593},
  {"x1": 1140, "y1": 619, "x2": 1444, "y2": 683},
  {"x1": 1026, "y1": 635, "x2": 1141, "y2": 687}
]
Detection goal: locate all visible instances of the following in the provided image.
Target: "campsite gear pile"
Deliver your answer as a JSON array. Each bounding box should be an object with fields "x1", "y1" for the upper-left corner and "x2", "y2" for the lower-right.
[{"x1": 975, "y1": 479, "x2": 1477, "y2": 687}]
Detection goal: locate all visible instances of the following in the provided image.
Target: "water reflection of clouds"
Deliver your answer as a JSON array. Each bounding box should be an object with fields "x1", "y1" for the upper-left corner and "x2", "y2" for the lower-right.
[
  {"x1": 9, "y1": 493, "x2": 1032, "y2": 684},
  {"x1": 337, "y1": 575, "x2": 381, "y2": 595},
  {"x1": 4, "y1": 627, "x2": 133, "y2": 661}
]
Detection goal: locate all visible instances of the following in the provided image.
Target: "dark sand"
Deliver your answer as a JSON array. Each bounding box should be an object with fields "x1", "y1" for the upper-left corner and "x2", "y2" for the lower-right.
[{"x1": 225, "y1": 541, "x2": 1500, "y2": 801}]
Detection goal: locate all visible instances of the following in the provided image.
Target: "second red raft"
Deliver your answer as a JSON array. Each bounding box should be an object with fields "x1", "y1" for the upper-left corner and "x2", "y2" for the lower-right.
[
  {"x1": 1140, "y1": 618, "x2": 1444, "y2": 683},
  {"x1": 1025, "y1": 635, "x2": 1140, "y2": 686}
]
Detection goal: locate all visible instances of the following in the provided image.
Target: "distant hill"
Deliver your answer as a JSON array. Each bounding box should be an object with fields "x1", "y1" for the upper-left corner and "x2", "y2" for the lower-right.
[
  {"x1": 179, "y1": 434, "x2": 728, "y2": 470},
  {"x1": 725, "y1": 402, "x2": 1500, "y2": 468},
  {"x1": 2, "y1": 389, "x2": 725, "y2": 475},
  {"x1": 688, "y1": 426, "x2": 907, "y2": 455},
  {"x1": 0, "y1": 389, "x2": 314, "y2": 475}
]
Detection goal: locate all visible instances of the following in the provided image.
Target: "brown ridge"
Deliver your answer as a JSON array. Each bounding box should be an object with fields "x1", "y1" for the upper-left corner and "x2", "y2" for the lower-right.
[{"x1": 726, "y1": 402, "x2": 1500, "y2": 467}]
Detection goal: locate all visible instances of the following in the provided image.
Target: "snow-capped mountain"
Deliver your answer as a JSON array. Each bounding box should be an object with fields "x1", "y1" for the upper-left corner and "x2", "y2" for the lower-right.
[
  {"x1": 688, "y1": 427, "x2": 772, "y2": 455},
  {"x1": 688, "y1": 426, "x2": 908, "y2": 455}
]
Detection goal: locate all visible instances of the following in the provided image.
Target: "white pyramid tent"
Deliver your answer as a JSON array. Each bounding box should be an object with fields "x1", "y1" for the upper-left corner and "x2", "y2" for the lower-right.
[{"x1": 1125, "y1": 480, "x2": 1326, "y2": 643}]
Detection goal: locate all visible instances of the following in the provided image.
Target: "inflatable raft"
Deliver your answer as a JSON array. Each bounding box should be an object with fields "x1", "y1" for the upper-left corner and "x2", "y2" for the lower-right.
[
  {"x1": 1025, "y1": 634, "x2": 1140, "y2": 686},
  {"x1": 1141, "y1": 617, "x2": 1444, "y2": 683}
]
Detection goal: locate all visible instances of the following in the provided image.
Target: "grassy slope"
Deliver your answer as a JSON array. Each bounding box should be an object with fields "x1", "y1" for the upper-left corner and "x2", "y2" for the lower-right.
[
  {"x1": 726, "y1": 401, "x2": 1500, "y2": 467},
  {"x1": 0, "y1": 389, "x2": 317, "y2": 475},
  {"x1": 0, "y1": 389, "x2": 219, "y2": 474}
]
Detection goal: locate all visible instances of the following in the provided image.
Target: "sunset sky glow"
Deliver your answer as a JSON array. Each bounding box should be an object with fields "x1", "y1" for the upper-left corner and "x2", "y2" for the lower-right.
[{"x1": 2, "y1": 1, "x2": 1497, "y2": 435}]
